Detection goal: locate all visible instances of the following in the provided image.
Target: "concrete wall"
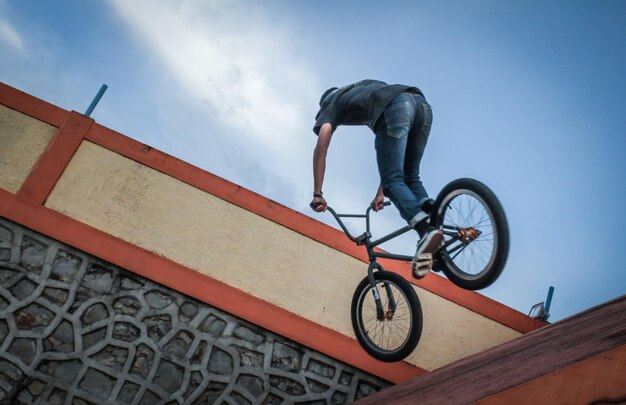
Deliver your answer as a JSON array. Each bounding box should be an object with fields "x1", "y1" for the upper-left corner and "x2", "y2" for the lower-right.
[
  {"x1": 0, "y1": 105, "x2": 56, "y2": 193},
  {"x1": 0, "y1": 218, "x2": 390, "y2": 404},
  {"x1": 0, "y1": 83, "x2": 545, "y2": 390},
  {"x1": 44, "y1": 141, "x2": 521, "y2": 371}
]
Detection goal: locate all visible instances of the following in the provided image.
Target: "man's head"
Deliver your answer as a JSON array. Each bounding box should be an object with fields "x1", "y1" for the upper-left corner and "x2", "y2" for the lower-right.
[{"x1": 319, "y1": 87, "x2": 338, "y2": 107}]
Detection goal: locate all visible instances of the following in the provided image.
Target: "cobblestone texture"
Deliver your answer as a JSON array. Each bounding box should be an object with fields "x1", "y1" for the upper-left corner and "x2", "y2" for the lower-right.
[{"x1": 0, "y1": 218, "x2": 390, "y2": 404}]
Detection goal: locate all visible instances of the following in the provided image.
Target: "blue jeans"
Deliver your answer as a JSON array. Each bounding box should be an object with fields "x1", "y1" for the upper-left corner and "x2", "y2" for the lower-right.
[{"x1": 374, "y1": 93, "x2": 433, "y2": 225}]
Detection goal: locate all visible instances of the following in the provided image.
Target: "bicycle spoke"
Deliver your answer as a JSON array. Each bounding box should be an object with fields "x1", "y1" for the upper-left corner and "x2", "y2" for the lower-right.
[
  {"x1": 450, "y1": 244, "x2": 469, "y2": 261},
  {"x1": 439, "y1": 191, "x2": 497, "y2": 277},
  {"x1": 359, "y1": 280, "x2": 414, "y2": 352}
]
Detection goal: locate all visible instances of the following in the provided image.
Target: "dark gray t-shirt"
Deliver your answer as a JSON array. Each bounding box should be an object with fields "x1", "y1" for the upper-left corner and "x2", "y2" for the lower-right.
[{"x1": 313, "y1": 79, "x2": 423, "y2": 135}]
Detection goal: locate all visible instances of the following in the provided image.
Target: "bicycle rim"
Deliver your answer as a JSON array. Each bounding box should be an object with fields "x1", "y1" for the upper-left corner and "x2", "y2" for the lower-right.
[
  {"x1": 439, "y1": 189, "x2": 498, "y2": 280},
  {"x1": 356, "y1": 279, "x2": 413, "y2": 354}
]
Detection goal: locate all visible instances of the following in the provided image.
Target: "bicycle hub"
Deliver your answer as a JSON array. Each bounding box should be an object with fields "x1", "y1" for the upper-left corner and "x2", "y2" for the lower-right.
[{"x1": 459, "y1": 227, "x2": 481, "y2": 243}]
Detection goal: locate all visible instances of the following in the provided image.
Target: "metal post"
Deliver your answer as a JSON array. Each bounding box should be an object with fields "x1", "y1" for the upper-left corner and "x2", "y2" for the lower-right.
[
  {"x1": 545, "y1": 286, "x2": 555, "y2": 313},
  {"x1": 84, "y1": 84, "x2": 108, "y2": 117}
]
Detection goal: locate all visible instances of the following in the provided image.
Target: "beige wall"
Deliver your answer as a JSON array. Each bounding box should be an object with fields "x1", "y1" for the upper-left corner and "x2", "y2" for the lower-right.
[
  {"x1": 0, "y1": 105, "x2": 57, "y2": 193},
  {"x1": 45, "y1": 141, "x2": 521, "y2": 371}
]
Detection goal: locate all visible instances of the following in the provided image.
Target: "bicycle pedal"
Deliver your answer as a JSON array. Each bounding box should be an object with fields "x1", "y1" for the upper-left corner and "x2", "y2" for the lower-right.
[
  {"x1": 415, "y1": 253, "x2": 433, "y2": 264},
  {"x1": 412, "y1": 253, "x2": 433, "y2": 279}
]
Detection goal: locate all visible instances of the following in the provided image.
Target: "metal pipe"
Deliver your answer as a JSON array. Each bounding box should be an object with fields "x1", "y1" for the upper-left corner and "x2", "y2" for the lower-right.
[
  {"x1": 84, "y1": 84, "x2": 108, "y2": 117},
  {"x1": 371, "y1": 251, "x2": 413, "y2": 262},
  {"x1": 326, "y1": 207, "x2": 358, "y2": 242},
  {"x1": 545, "y1": 286, "x2": 555, "y2": 313},
  {"x1": 369, "y1": 225, "x2": 413, "y2": 248}
]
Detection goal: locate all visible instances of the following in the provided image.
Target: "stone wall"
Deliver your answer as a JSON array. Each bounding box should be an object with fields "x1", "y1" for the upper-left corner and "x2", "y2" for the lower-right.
[{"x1": 0, "y1": 218, "x2": 390, "y2": 404}]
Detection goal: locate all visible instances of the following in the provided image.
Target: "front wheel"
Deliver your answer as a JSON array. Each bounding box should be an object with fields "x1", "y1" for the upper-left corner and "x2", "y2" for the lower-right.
[
  {"x1": 351, "y1": 271, "x2": 422, "y2": 362},
  {"x1": 431, "y1": 178, "x2": 510, "y2": 290}
]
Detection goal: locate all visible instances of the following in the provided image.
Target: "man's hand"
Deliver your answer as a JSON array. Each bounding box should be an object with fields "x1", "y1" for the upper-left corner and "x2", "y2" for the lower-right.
[
  {"x1": 371, "y1": 187, "x2": 385, "y2": 212},
  {"x1": 310, "y1": 195, "x2": 328, "y2": 212}
]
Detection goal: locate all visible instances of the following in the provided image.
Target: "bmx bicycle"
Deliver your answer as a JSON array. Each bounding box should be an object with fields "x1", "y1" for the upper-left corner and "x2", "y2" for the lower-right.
[{"x1": 313, "y1": 178, "x2": 509, "y2": 362}]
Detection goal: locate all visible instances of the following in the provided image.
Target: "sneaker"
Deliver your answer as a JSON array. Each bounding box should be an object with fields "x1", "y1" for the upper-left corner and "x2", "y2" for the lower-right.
[
  {"x1": 411, "y1": 228, "x2": 443, "y2": 278},
  {"x1": 415, "y1": 227, "x2": 443, "y2": 256}
]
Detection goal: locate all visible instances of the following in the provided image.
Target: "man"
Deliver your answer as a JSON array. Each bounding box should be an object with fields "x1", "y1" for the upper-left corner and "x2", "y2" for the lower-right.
[{"x1": 310, "y1": 79, "x2": 442, "y2": 278}]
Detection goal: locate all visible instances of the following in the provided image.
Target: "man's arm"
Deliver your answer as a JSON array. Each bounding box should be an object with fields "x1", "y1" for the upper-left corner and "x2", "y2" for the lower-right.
[{"x1": 311, "y1": 123, "x2": 333, "y2": 212}]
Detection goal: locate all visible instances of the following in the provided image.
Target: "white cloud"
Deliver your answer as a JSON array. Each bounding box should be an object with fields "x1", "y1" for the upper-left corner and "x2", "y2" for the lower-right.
[
  {"x1": 108, "y1": 0, "x2": 319, "y2": 205},
  {"x1": 0, "y1": 18, "x2": 24, "y2": 51}
]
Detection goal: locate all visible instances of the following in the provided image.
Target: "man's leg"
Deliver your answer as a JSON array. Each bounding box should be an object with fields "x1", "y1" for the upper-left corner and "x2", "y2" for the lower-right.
[
  {"x1": 374, "y1": 94, "x2": 422, "y2": 224},
  {"x1": 404, "y1": 96, "x2": 432, "y2": 204},
  {"x1": 401, "y1": 95, "x2": 441, "y2": 278},
  {"x1": 404, "y1": 95, "x2": 433, "y2": 236},
  {"x1": 375, "y1": 94, "x2": 441, "y2": 278}
]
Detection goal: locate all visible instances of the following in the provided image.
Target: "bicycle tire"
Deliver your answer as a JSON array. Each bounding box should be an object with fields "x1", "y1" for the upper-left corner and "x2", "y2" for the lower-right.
[
  {"x1": 431, "y1": 178, "x2": 509, "y2": 290},
  {"x1": 351, "y1": 271, "x2": 422, "y2": 362}
]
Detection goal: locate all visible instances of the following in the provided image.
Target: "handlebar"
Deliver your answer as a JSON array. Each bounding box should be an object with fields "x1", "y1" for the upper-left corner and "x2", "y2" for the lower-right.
[
  {"x1": 309, "y1": 200, "x2": 391, "y2": 212},
  {"x1": 311, "y1": 201, "x2": 392, "y2": 245}
]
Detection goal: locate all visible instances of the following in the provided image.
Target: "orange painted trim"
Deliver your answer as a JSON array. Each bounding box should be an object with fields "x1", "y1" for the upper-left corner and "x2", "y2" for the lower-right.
[
  {"x1": 0, "y1": 82, "x2": 67, "y2": 127},
  {"x1": 0, "y1": 188, "x2": 424, "y2": 383},
  {"x1": 85, "y1": 123, "x2": 546, "y2": 334},
  {"x1": 17, "y1": 111, "x2": 93, "y2": 206}
]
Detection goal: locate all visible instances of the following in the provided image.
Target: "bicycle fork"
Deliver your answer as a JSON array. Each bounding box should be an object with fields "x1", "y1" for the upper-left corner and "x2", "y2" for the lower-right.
[{"x1": 368, "y1": 262, "x2": 397, "y2": 321}]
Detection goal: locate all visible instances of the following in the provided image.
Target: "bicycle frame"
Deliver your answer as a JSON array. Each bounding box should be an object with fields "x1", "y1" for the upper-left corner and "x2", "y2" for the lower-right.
[
  {"x1": 326, "y1": 204, "x2": 416, "y2": 320},
  {"x1": 324, "y1": 202, "x2": 480, "y2": 319},
  {"x1": 326, "y1": 203, "x2": 477, "y2": 269},
  {"x1": 326, "y1": 205, "x2": 415, "y2": 263}
]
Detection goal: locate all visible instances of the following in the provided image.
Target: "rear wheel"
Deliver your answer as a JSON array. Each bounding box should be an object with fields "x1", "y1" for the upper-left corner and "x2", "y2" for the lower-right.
[
  {"x1": 351, "y1": 271, "x2": 422, "y2": 362},
  {"x1": 431, "y1": 178, "x2": 509, "y2": 290}
]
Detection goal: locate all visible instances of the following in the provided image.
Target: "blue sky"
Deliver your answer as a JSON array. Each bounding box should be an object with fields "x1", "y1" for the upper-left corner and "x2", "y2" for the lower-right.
[{"x1": 1, "y1": 0, "x2": 625, "y2": 322}]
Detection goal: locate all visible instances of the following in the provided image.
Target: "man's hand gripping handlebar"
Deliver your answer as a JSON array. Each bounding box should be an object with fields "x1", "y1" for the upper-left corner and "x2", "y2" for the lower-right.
[
  {"x1": 310, "y1": 199, "x2": 392, "y2": 213},
  {"x1": 310, "y1": 196, "x2": 327, "y2": 212}
]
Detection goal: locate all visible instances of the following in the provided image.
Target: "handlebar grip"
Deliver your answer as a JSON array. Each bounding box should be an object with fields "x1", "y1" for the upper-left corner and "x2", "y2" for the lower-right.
[
  {"x1": 310, "y1": 202, "x2": 323, "y2": 210},
  {"x1": 383, "y1": 201, "x2": 392, "y2": 206}
]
